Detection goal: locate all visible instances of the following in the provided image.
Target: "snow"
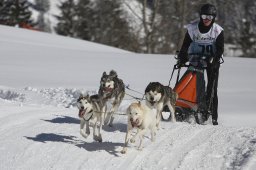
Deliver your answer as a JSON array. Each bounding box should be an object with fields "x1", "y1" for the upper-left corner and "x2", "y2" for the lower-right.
[{"x1": 0, "y1": 25, "x2": 256, "y2": 170}]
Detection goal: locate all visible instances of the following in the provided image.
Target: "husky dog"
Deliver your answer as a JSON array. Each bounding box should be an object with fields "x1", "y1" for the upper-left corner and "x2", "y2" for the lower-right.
[
  {"x1": 145, "y1": 82, "x2": 178, "y2": 129},
  {"x1": 77, "y1": 94, "x2": 107, "y2": 142},
  {"x1": 121, "y1": 102, "x2": 157, "y2": 154},
  {"x1": 98, "y1": 70, "x2": 125, "y2": 126}
]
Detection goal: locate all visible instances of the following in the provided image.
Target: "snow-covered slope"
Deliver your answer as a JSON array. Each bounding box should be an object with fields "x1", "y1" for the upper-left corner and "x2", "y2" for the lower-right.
[{"x1": 0, "y1": 25, "x2": 256, "y2": 170}]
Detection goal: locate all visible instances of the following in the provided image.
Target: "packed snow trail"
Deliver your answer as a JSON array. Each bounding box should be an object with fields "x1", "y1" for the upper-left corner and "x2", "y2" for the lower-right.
[{"x1": 0, "y1": 100, "x2": 256, "y2": 170}]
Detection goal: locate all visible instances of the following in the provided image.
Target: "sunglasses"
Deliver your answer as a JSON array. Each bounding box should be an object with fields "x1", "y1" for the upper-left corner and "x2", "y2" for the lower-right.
[{"x1": 201, "y1": 15, "x2": 214, "y2": 20}]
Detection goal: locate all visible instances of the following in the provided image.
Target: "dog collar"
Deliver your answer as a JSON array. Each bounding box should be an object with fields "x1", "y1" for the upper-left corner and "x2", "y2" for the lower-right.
[{"x1": 83, "y1": 109, "x2": 93, "y2": 121}]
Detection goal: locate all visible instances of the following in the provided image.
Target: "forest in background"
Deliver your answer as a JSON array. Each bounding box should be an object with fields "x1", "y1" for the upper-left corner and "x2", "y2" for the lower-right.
[{"x1": 0, "y1": 0, "x2": 255, "y2": 57}]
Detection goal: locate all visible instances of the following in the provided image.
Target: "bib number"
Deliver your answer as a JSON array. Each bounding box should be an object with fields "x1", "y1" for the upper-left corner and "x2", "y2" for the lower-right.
[{"x1": 198, "y1": 44, "x2": 213, "y2": 56}]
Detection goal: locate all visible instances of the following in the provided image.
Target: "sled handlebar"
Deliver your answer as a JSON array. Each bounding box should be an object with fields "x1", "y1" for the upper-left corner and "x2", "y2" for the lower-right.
[
  {"x1": 174, "y1": 64, "x2": 190, "y2": 69},
  {"x1": 174, "y1": 64, "x2": 208, "y2": 70}
]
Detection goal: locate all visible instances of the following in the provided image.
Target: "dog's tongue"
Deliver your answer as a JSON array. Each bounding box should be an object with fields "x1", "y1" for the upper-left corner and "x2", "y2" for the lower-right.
[
  {"x1": 104, "y1": 87, "x2": 113, "y2": 92},
  {"x1": 78, "y1": 109, "x2": 86, "y2": 118},
  {"x1": 131, "y1": 119, "x2": 140, "y2": 127}
]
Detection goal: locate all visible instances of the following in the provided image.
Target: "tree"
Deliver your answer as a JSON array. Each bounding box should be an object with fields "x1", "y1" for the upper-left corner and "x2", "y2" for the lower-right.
[
  {"x1": 0, "y1": 0, "x2": 10, "y2": 25},
  {"x1": 156, "y1": 0, "x2": 209, "y2": 53},
  {"x1": 55, "y1": 0, "x2": 77, "y2": 37},
  {"x1": 123, "y1": 0, "x2": 161, "y2": 53},
  {"x1": 76, "y1": 0, "x2": 92, "y2": 40},
  {"x1": 34, "y1": 0, "x2": 51, "y2": 32},
  {"x1": 90, "y1": 0, "x2": 138, "y2": 51},
  {"x1": 0, "y1": 0, "x2": 34, "y2": 27},
  {"x1": 141, "y1": 0, "x2": 160, "y2": 53},
  {"x1": 239, "y1": 20, "x2": 256, "y2": 57}
]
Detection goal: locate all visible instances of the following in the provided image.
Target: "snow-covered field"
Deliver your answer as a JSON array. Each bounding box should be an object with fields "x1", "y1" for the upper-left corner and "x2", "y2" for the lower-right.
[{"x1": 0, "y1": 25, "x2": 256, "y2": 170}]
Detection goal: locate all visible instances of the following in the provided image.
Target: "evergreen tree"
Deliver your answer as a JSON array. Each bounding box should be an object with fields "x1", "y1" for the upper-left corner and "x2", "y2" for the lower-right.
[
  {"x1": 156, "y1": 0, "x2": 206, "y2": 53},
  {"x1": 55, "y1": 0, "x2": 77, "y2": 37},
  {"x1": 34, "y1": 0, "x2": 51, "y2": 32},
  {"x1": 239, "y1": 20, "x2": 256, "y2": 58},
  {"x1": 0, "y1": 0, "x2": 10, "y2": 25},
  {"x1": 91, "y1": 0, "x2": 138, "y2": 51},
  {"x1": 9, "y1": 0, "x2": 34, "y2": 27},
  {"x1": 76, "y1": 0, "x2": 92, "y2": 40},
  {"x1": 0, "y1": 0, "x2": 34, "y2": 27}
]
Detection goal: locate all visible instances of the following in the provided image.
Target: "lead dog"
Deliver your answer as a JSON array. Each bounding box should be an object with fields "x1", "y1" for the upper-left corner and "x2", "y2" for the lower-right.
[
  {"x1": 77, "y1": 94, "x2": 107, "y2": 142},
  {"x1": 121, "y1": 102, "x2": 156, "y2": 154},
  {"x1": 145, "y1": 82, "x2": 178, "y2": 129},
  {"x1": 98, "y1": 70, "x2": 125, "y2": 126}
]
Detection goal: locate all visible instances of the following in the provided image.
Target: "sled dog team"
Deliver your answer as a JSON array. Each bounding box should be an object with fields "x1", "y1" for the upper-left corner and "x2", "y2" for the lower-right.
[{"x1": 76, "y1": 70, "x2": 178, "y2": 154}]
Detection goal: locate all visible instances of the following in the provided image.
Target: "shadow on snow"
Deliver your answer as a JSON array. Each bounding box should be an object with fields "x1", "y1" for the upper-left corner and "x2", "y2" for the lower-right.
[
  {"x1": 25, "y1": 133, "x2": 123, "y2": 156},
  {"x1": 103, "y1": 122, "x2": 127, "y2": 133},
  {"x1": 42, "y1": 115, "x2": 80, "y2": 124},
  {"x1": 42, "y1": 115, "x2": 127, "y2": 133}
]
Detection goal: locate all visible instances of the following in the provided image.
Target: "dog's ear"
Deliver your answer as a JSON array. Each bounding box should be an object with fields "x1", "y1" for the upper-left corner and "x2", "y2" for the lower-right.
[
  {"x1": 77, "y1": 94, "x2": 83, "y2": 101},
  {"x1": 109, "y1": 70, "x2": 117, "y2": 78},
  {"x1": 102, "y1": 71, "x2": 107, "y2": 77},
  {"x1": 126, "y1": 106, "x2": 130, "y2": 115},
  {"x1": 145, "y1": 82, "x2": 152, "y2": 93},
  {"x1": 155, "y1": 83, "x2": 164, "y2": 95},
  {"x1": 85, "y1": 93, "x2": 90, "y2": 98}
]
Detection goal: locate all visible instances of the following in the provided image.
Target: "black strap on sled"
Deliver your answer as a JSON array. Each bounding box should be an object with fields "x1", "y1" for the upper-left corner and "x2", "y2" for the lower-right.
[
  {"x1": 168, "y1": 64, "x2": 177, "y2": 87},
  {"x1": 168, "y1": 52, "x2": 182, "y2": 87},
  {"x1": 176, "y1": 67, "x2": 181, "y2": 86},
  {"x1": 125, "y1": 85, "x2": 145, "y2": 101},
  {"x1": 125, "y1": 85, "x2": 144, "y2": 95}
]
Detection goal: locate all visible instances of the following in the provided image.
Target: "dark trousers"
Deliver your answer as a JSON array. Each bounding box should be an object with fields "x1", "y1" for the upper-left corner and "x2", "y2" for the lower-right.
[{"x1": 206, "y1": 64, "x2": 220, "y2": 121}]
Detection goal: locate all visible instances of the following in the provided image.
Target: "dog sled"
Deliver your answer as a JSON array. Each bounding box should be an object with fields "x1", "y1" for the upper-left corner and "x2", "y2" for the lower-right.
[{"x1": 165, "y1": 53, "x2": 223, "y2": 124}]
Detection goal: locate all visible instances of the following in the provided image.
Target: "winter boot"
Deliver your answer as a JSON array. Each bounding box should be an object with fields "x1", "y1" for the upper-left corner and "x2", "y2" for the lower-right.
[{"x1": 212, "y1": 119, "x2": 218, "y2": 125}]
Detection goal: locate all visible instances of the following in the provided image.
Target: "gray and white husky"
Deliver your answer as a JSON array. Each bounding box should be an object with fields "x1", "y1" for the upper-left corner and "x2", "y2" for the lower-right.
[
  {"x1": 98, "y1": 70, "x2": 125, "y2": 126},
  {"x1": 77, "y1": 94, "x2": 107, "y2": 142}
]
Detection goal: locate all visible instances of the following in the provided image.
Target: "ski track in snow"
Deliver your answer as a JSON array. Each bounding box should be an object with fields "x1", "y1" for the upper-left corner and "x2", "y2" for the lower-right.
[{"x1": 0, "y1": 87, "x2": 256, "y2": 170}]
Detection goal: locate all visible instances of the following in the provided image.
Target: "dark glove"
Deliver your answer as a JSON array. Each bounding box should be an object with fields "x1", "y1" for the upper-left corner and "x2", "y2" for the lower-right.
[
  {"x1": 176, "y1": 59, "x2": 185, "y2": 68},
  {"x1": 208, "y1": 56, "x2": 220, "y2": 69}
]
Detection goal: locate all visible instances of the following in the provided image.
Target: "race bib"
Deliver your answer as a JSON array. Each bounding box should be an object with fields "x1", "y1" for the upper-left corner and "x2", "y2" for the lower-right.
[{"x1": 188, "y1": 42, "x2": 216, "y2": 57}]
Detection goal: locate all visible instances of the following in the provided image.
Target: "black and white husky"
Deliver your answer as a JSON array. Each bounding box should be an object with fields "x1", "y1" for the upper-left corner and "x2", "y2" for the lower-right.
[
  {"x1": 98, "y1": 70, "x2": 125, "y2": 126},
  {"x1": 77, "y1": 94, "x2": 107, "y2": 142},
  {"x1": 145, "y1": 82, "x2": 178, "y2": 129}
]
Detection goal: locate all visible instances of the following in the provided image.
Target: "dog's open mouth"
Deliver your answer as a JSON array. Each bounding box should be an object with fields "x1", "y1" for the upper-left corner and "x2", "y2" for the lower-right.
[
  {"x1": 103, "y1": 87, "x2": 113, "y2": 93},
  {"x1": 78, "y1": 108, "x2": 87, "y2": 118},
  {"x1": 131, "y1": 119, "x2": 140, "y2": 128},
  {"x1": 149, "y1": 101, "x2": 155, "y2": 105}
]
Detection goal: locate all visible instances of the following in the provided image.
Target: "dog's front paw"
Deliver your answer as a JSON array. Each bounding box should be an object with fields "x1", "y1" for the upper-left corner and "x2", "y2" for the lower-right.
[
  {"x1": 171, "y1": 118, "x2": 176, "y2": 123},
  {"x1": 156, "y1": 126, "x2": 161, "y2": 131},
  {"x1": 80, "y1": 130, "x2": 89, "y2": 138},
  {"x1": 121, "y1": 148, "x2": 127, "y2": 154},
  {"x1": 104, "y1": 119, "x2": 109, "y2": 126},
  {"x1": 97, "y1": 134, "x2": 102, "y2": 142},
  {"x1": 138, "y1": 147, "x2": 143, "y2": 151},
  {"x1": 130, "y1": 138, "x2": 135, "y2": 143},
  {"x1": 108, "y1": 122, "x2": 113, "y2": 127},
  {"x1": 93, "y1": 135, "x2": 102, "y2": 142},
  {"x1": 86, "y1": 129, "x2": 90, "y2": 135}
]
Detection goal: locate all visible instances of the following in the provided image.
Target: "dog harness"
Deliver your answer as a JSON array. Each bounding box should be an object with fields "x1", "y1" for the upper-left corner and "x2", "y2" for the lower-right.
[{"x1": 83, "y1": 109, "x2": 93, "y2": 121}]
